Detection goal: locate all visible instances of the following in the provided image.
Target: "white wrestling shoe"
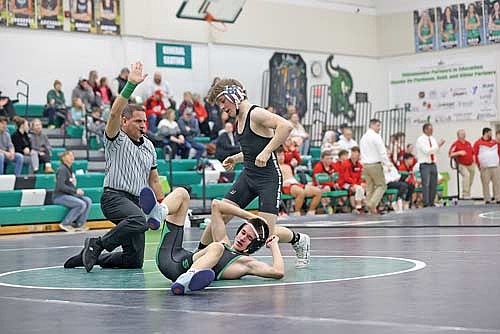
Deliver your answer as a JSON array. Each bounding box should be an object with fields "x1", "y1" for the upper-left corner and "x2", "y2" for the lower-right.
[
  {"x1": 139, "y1": 187, "x2": 168, "y2": 230},
  {"x1": 171, "y1": 269, "x2": 215, "y2": 295},
  {"x1": 292, "y1": 233, "x2": 310, "y2": 268}
]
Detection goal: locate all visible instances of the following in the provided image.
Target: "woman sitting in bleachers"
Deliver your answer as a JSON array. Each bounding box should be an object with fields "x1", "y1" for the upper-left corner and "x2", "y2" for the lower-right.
[
  {"x1": 11, "y1": 116, "x2": 38, "y2": 174},
  {"x1": 53, "y1": 150, "x2": 91, "y2": 232},
  {"x1": 29, "y1": 118, "x2": 53, "y2": 173},
  {"x1": 157, "y1": 109, "x2": 189, "y2": 159}
]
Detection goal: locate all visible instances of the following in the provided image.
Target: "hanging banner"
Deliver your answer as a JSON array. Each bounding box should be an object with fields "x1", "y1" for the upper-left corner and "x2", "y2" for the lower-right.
[
  {"x1": 389, "y1": 59, "x2": 497, "y2": 124},
  {"x1": 95, "y1": 0, "x2": 120, "y2": 35},
  {"x1": 437, "y1": 5, "x2": 460, "y2": 49},
  {"x1": 460, "y1": 1, "x2": 486, "y2": 47},
  {"x1": 8, "y1": 0, "x2": 36, "y2": 28},
  {"x1": 486, "y1": 0, "x2": 500, "y2": 44},
  {"x1": 414, "y1": 8, "x2": 437, "y2": 53},
  {"x1": 0, "y1": 0, "x2": 7, "y2": 26},
  {"x1": 37, "y1": 0, "x2": 63, "y2": 30},
  {"x1": 70, "y1": 0, "x2": 95, "y2": 33}
]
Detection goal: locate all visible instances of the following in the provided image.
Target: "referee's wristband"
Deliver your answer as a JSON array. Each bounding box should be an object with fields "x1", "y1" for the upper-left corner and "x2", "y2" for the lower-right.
[{"x1": 120, "y1": 81, "x2": 137, "y2": 100}]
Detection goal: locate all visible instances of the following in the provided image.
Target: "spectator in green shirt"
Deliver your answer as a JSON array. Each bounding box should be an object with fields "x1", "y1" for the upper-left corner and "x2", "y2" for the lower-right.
[{"x1": 45, "y1": 80, "x2": 67, "y2": 128}]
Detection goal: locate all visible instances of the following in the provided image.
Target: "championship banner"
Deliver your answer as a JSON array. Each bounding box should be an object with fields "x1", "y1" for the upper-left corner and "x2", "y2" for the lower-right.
[
  {"x1": 389, "y1": 59, "x2": 497, "y2": 124},
  {"x1": 37, "y1": 0, "x2": 63, "y2": 30},
  {"x1": 414, "y1": 8, "x2": 437, "y2": 53},
  {"x1": 460, "y1": 1, "x2": 486, "y2": 47},
  {"x1": 0, "y1": 0, "x2": 7, "y2": 25},
  {"x1": 95, "y1": 0, "x2": 120, "y2": 35},
  {"x1": 486, "y1": 0, "x2": 500, "y2": 44},
  {"x1": 70, "y1": 0, "x2": 95, "y2": 33},
  {"x1": 8, "y1": 0, "x2": 36, "y2": 28},
  {"x1": 437, "y1": 5, "x2": 460, "y2": 49}
]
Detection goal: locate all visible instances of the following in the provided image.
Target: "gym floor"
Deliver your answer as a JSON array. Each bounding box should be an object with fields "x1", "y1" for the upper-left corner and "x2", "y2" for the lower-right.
[{"x1": 1, "y1": 205, "x2": 500, "y2": 334}]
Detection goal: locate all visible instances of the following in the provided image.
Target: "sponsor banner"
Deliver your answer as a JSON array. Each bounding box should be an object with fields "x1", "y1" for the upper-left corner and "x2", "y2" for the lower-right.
[{"x1": 389, "y1": 60, "x2": 497, "y2": 124}]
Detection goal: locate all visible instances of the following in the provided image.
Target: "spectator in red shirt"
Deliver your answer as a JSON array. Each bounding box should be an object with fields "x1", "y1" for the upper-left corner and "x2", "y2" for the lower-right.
[
  {"x1": 338, "y1": 147, "x2": 365, "y2": 213},
  {"x1": 473, "y1": 128, "x2": 500, "y2": 203},
  {"x1": 144, "y1": 89, "x2": 167, "y2": 133},
  {"x1": 312, "y1": 150, "x2": 336, "y2": 190},
  {"x1": 449, "y1": 129, "x2": 475, "y2": 199},
  {"x1": 398, "y1": 153, "x2": 418, "y2": 208},
  {"x1": 283, "y1": 137, "x2": 302, "y2": 168},
  {"x1": 193, "y1": 93, "x2": 210, "y2": 137},
  {"x1": 333, "y1": 149, "x2": 349, "y2": 174}
]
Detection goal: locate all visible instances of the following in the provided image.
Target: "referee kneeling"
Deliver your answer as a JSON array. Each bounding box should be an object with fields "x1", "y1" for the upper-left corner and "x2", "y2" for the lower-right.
[{"x1": 66, "y1": 61, "x2": 164, "y2": 272}]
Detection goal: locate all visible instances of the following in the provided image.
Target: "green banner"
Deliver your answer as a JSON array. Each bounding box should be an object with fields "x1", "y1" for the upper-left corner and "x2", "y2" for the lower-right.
[{"x1": 156, "y1": 43, "x2": 192, "y2": 69}]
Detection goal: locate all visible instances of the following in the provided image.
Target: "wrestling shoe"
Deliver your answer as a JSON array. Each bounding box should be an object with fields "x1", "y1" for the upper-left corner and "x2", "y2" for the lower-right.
[
  {"x1": 64, "y1": 250, "x2": 83, "y2": 268},
  {"x1": 292, "y1": 233, "x2": 310, "y2": 268},
  {"x1": 82, "y1": 237, "x2": 104, "y2": 272},
  {"x1": 139, "y1": 187, "x2": 168, "y2": 230},
  {"x1": 171, "y1": 269, "x2": 215, "y2": 295}
]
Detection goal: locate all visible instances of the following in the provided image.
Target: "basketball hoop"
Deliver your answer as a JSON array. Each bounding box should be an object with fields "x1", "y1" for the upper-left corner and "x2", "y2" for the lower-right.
[{"x1": 204, "y1": 12, "x2": 228, "y2": 32}]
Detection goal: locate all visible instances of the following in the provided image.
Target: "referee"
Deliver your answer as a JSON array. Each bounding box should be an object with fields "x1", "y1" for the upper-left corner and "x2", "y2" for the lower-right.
[{"x1": 65, "y1": 61, "x2": 164, "y2": 272}]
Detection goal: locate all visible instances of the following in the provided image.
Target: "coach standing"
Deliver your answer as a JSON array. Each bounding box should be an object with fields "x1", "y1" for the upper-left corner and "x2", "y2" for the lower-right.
[
  {"x1": 449, "y1": 129, "x2": 474, "y2": 199},
  {"x1": 416, "y1": 123, "x2": 445, "y2": 207},
  {"x1": 360, "y1": 119, "x2": 391, "y2": 214},
  {"x1": 65, "y1": 62, "x2": 164, "y2": 272}
]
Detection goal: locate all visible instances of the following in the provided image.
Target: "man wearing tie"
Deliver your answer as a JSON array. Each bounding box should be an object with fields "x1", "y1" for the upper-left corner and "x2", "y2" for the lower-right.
[{"x1": 415, "y1": 123, "x2": 445, "y2": 207}]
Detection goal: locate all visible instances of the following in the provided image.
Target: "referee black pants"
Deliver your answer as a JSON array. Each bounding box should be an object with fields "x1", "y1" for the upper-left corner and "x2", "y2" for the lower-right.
[{"x1": 99, "y1": 189, "x2": 148, "y2": 269}]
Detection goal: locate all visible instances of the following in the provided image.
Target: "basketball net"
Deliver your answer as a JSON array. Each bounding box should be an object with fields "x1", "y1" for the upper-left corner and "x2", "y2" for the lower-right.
[{"x1": 204, "y1": 12, "x2": 227, "y2": 32}]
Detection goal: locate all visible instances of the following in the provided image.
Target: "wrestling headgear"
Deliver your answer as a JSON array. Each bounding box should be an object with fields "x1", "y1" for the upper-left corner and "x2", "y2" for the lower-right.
[
  {"x1": 235, "y1": 218, "x2": 270, "y2": 254},
  {"x1": 216, "y1": 85, "x2": 246, "y2": 115}
]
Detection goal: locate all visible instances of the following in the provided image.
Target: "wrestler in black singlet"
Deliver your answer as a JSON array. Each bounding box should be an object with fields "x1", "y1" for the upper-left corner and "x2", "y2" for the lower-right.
[{"x1": 224, "y1": 105, "x2": 282, "y2": 215}]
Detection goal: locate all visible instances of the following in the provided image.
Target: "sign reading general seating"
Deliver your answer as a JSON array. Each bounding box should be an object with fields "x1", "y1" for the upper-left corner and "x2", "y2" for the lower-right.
[{"x1": 156, "y1": 43, "x2": 192, "y2": 69}]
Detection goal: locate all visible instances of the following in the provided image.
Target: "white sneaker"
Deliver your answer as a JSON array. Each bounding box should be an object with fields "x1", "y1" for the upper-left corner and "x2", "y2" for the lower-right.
[
  {"x1": 139, "y1": 187, "x2": 168, "y2": 230},
  {"x1": 292, "y1": 233, "x2": 310, "y2": 268},
  {"x1": 171, "y1": 269, "x2": 215, "y2": 295},
  {"x1": 59, "y1": 224, "x2": 75, "y2": 232}
]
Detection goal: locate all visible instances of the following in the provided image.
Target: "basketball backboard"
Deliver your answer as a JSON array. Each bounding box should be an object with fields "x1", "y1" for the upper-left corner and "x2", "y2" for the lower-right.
[{"x1": 176, "y1": 0, "x2": 246, "y2": 24}]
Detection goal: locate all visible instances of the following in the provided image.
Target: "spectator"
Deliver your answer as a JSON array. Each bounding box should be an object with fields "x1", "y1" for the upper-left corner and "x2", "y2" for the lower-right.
[
  {"x1": 496, "y1": 130, "x2": 500, "y2": 143},
  {"x1": 204, "y1": 95, "x2": 220, "y2": 129},
  {"x1": 360, "y1": 119, "x2": 391, "y2": 215},
  {"x1": 473, "y1": 127, "x2": 500, "y2": 204},
  {"x1": 289, "y1": 112, "x2": 309, "y2": 155},
  {"x1": 283, "y1": 137, "x2": 302, "y2": 168},
  {"x1": 144, "y1": 89, "x2": 167, "y2": 133},
  {"x1": 211, "y1": 110, "x2": 229, "y2": 140},
  {"x1": 157, "y1": 109, "x2": 189, "y2": 159},
  {"x1": 321, "y1": 130, "x2": 342, "y2": 161},
  {"x1": 29, "y1": 118, "x2": 53, "y2": 173},
  {"x1": 88, "y1": 70, "x2": 99, "y2": 92},
  {"x1": 98, "y1": 77, "x2": 114, "y2": 106},
  {"x1": 53, "y1": 150, "x2": 91, "y2": 232},
  {"x1": 215, "y1": 122, "x2": 240, "y2": 162},
  {"x1": 179, "y1": 91, "x2": 194, "y2": 117},
  {"x1": 45, "y1": 80, "x2": 67, "y2": 128},
  {"x1": 193, "y1": 93, "x2": 210, "y2": 137},
  {"x1": 0, "y1": 116, "x2": 23, "y2": 175},
  {"x1": 72, "y1": 77, "x2": 101, "y2": 112},
  {"x1": 449, "y1": 129, "x2": 475, "y2": 199},
  {"x1": 69, "y1": 98, "x2": 85, "y2": 126},
  {"x1": 398, "y1": 153, "x2": 418, "y2": 209},
  {"x1": 338, "y1": 146, "x2": 365, "y2": 214},
  {"x1": 87, "y1": 107, "x2": 106, "y2": 148},
  {"x1": 384, "y1": 148, "x2": 408, "y2": 213},
  {"x1": 266, "y1": 106, "x2": 275, "y2": 114},
  {"x1": 312, "y1": 151, "x2": 337, "y2": 190},
  {"x1": 147, "y1": 71, "x2": 174, "y2": 109},
  {"x1": 286, "y1": 104, "x2": 297, "y2": 119},
  {"x1": 110, "y1": 67, "x2": 129, "y2": 96},
  {"x1": 178, "y1": 109, "x2": 206, "y2": 160},
  {"x1": 334, "y1": 149, "x2": 349, "y2": 173},
  {"x1": 337, "y1": 126, "x2": 358, "y2": 153},
  {"x1": 415, "y1": 123, "x2": 445, "y2": 207},
  {"x1": 277, "y1": 147, "x2": 322, "y2": 216},
  {"x1": 11, "y1": 116, "x2": 38, "y2": 174}
]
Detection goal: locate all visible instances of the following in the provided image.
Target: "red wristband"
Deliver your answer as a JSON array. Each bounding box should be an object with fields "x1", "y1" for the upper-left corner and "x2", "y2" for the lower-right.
[{"x1": 157, "y1": 199, "x2": 164, "y2": 204}]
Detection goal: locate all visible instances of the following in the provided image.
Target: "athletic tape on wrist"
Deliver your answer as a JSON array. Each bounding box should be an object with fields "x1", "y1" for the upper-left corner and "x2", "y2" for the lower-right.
[{"x1": 121, "y1": 81, "x2": 137, "y2": 99}]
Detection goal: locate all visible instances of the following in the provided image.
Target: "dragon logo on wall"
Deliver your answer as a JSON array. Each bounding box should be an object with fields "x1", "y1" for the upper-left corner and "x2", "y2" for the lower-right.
[{"x1": 326, "y1": 55, "x2": 355, "y2": 122}]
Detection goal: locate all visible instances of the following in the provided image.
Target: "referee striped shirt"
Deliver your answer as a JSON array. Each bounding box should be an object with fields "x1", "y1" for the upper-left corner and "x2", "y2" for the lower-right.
[{"x1": 103, "y1": 130, "x2": 157, "y2": 196}]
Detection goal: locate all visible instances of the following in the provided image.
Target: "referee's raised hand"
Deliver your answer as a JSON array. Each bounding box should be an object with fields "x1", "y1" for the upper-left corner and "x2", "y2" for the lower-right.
[{"x1": 128, "y1": 61, "x2": 148, "y2": 85}]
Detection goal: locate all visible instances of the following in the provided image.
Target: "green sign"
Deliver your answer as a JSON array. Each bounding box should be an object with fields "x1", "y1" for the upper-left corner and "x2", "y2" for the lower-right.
[{"x1": 156, "y1": 43, "x2": 192, "y2": 68}]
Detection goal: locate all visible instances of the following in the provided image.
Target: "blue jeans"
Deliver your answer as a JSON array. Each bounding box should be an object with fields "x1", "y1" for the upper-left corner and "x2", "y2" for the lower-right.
[
  {"x1": 147, "y1": 114, "x2": 158, "y2": 133},
  {"x1": 0, "y1": 152, "x2": 24, "y2": 175},
  {"x1": 53, "y1": 194, "x2": 92, "y2": 227},
  {"x1": 185, "y1": 140, "x2": 206, "y2": 160}
]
